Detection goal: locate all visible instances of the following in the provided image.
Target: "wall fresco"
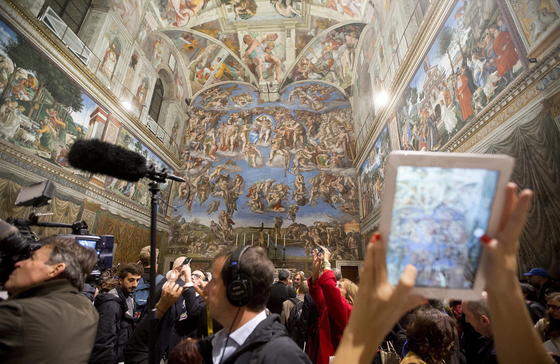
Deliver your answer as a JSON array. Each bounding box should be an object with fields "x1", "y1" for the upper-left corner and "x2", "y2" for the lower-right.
[
  {"x1": 171, "y1": 81, "x2": 360, "y2": 260},
  {"x1": 285, "y1": 23, "x2": 365, "y2": 89},
  {"x1": 142, "y1": 32, "x2": 172, "y2": 68},
  {"x1": 506, "y1": 0, "x2": 560, "y2": 53},
  {"x1": 359, "y1": 124, "x2": 391, "y2": 218},
  {"x1": 352, "y1": 26, "x2": 375, "y2": 139},
  {"x1": 111, "y1": 0, "x2": 144, "y2": 36},
  {"x1": 100, "y1": 37, "x2": 121, "y2": 80},
  {"x1": 0, "y1": 20, "x2": 103, "y2": 171},
  {"x1": 105, "y1": 128, "x2": 173, "y2": 212},
  {"x1": 396, "y1": 0, "x2": 524, "y2": 151}
]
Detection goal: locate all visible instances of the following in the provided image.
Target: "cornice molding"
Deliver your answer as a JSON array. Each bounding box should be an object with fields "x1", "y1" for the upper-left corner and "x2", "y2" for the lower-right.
[{"x1": 0, "y1": 140, "x2": 170, "y2": 230}]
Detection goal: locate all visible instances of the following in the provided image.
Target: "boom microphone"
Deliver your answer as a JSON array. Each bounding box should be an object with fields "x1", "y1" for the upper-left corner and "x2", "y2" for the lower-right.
[{"x1": 68, "y1": 139, "x2": 185, "y2": 183}]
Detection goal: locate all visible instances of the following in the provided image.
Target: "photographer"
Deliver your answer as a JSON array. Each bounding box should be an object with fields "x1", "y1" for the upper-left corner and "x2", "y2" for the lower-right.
[{"x1": 0, "y1": 231, "x2": 99, "y2": 363}]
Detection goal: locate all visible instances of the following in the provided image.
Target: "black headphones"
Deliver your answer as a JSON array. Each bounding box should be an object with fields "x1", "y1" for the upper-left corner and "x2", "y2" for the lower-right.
[{"x1": 226, "y1": 246, "x2": 252, "y2": 307}]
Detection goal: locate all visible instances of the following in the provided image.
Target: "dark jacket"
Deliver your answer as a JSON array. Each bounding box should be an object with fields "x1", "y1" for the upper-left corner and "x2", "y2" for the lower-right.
[
  {"x1": 538, "y1": 279, "x2": 560, "y2": 306},
  {"x1": 267, "y1": 281, "x2": 295, "y2": 315},
  {"x1": 90, "y1": 286, "x2": 136, "y2": 363},
  {"x1": 0, "y1": 279, "x2": 98, "y2": 363},
  {"x1": 125, "y1": 284, "x2": 207, "y2": 364},
  {"x1": 199, "y1": 313, "x2": 311, "y2": 364}
]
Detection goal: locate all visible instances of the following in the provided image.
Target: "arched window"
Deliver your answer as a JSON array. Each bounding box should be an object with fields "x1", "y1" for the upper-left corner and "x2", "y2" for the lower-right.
[
  {"x1": 148, "y1": 78, "x2": 164, "y2": 123},
  {"x1": 42, "y1": 0, "x2": 92, "y2": 33}
]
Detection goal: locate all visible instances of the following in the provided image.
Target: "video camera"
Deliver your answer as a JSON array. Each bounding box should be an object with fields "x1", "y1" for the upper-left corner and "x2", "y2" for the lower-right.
[{"x1": 0, "y1": 181, "x2": 114, "y2": 287}]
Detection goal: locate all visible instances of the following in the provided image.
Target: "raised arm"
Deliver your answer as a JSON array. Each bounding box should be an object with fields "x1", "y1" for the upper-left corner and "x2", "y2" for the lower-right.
[
  {"x1": 333, "y1": 233, "x2": 424, "y2": 364},
  {"x1": 308, "y1": 253, "x2": 327, "y2": 315},
  {"x1": 318, "y1": 264, "x2": 351, "y2": 331},
  {"x1": 482, "y1": 183, "x2": 553, "y2": 364}
]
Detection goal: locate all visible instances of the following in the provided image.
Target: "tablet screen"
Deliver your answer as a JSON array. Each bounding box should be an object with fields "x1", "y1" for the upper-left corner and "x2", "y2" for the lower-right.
[{"x1": 387, "y1": 166, "x2": 499, "y2": 289}]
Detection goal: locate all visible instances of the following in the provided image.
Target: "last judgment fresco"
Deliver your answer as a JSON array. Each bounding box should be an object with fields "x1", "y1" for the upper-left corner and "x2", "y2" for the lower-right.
[{"x1": 169, "y1": 82, "x2": 361, "y2": 260}]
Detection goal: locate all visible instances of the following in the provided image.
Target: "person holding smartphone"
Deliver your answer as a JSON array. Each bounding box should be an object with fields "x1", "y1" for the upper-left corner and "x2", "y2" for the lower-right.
[{"x1": 307, "y1": 246, "x2": 354, "y2": 364}]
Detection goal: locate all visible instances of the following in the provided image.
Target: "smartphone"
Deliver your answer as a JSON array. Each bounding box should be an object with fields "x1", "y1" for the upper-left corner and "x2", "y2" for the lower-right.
[
  {"x1": 313, "y1": 246, "x2": 324, "y2": 255},
  {"x1": 182, "y1": 257, "x2": 192, "y2": 266}
]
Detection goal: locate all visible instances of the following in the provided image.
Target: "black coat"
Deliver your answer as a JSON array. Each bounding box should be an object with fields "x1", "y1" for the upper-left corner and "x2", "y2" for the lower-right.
[
  {"x1": 90, "y1": 286, "x2": 136, "y2": 363},
  {"x1": 267, "y1": 282, "x2": 295, "y2": 315},
  {"x1": 125, "y1": 283, "x2": 208, "y2": 364},
  {"x1": 199, "y1": 313, "x2": 311, "y2": 364}
]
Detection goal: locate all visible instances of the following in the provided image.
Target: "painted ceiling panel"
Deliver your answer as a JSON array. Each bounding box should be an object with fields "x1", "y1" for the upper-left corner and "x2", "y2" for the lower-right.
[
  {"x1": 164, "y1": 30, "x2": 254, "y2": 93},
  {"x1": 284, "y1": 23, "x2": 365, "y2": 89},
  {"x1": 155, "y1": 0, "x2": 217, "y2": 27},
  {"x1": 294, "y1": 16, "x2": 339, "y2": 57},
  {"x1": 220, "y1": 0, "x2": 305, "y2": 23},
  {"x1": 149, "y1": 0, "x2": 367, "y2": 97},
  {"x1": 191, "y1": 20, "x2": 241, "y2": 55},
  {"x1": 311, "y1": 0, "x2": 365, "y2": 19}
]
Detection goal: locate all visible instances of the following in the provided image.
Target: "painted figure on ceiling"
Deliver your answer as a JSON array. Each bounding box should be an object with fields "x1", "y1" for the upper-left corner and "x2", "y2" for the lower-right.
[
  {"x1": 271, "y1": 0, "x2": 301, "y2": 17},
  {"x1": 222, "y1": 0, "x2": 258, "y2": 20},
  {"x1": 242, "y1": 33, "x2": 283, "y2": 82},
  {"x1": 165, "y1": 0, "x2": 209, "y2": 27}
]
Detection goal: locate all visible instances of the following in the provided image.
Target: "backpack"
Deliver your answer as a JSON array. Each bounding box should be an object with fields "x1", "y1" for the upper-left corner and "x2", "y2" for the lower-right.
[
  {"x1": 133, "y1": 274, "x2": 164, "y2": 320},
  {"x1": 286, "y1": 294, "x2": 318, "y2": 349}
]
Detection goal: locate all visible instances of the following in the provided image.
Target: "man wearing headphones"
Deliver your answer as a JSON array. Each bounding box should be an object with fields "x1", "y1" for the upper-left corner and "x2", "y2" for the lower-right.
[{"x1": 199, "y1": 246, "x2": 311, "y2": 363}]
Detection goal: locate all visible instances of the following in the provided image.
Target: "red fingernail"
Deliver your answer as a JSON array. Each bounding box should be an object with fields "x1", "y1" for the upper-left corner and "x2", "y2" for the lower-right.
[
  {"x1": 480, "y1": 235, "x2": 492, "y2": 244},
  {"x1": 370, "y1": 233, "x2": 381, "y2": 244}
]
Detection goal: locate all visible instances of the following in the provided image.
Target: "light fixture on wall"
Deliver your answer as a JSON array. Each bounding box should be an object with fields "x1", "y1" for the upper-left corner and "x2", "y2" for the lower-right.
[
  {"x1": 122, "y1": 101, "x2": 133, "y2": 111},
  {"x1": 374, "y1": 90, "x2": 390, "y2": 109}
]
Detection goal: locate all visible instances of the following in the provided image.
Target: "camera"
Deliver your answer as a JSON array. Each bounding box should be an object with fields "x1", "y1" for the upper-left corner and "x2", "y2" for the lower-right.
[
  {"x1": 1, "y1": 181, "x2": 114, "y2": 287},
  {"x1": 0, "y1": 219, "x2": 42, "y2": 286}
]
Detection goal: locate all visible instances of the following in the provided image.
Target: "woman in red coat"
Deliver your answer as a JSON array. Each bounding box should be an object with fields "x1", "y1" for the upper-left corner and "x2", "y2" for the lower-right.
[{"x1": 306, "y1": 247, "x2": 356, "y2": 364}]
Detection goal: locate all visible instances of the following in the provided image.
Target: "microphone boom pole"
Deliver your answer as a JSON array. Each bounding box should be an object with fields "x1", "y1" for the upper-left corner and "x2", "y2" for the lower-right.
[
  {"x1": 148, "y1": 178, "x2": 159, "y2": 364},
  {"x1": 144, "y1": 164, "x2": 184, "y2": 364}
]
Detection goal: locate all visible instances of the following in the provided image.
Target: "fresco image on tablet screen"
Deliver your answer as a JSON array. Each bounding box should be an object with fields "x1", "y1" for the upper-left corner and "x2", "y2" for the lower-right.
[{"x1": 387, "y1": 166, "x2": 499, "y2": 289}]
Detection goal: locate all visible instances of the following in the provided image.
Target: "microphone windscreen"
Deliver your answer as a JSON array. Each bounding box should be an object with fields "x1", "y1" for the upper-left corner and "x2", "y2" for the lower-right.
[{"x1": 68, "y1": 139, "x2": 147, "y2": 182}]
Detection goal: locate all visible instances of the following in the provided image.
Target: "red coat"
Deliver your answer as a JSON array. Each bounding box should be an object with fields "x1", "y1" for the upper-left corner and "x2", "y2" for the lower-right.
[{"x1": 307, "y1": 270, "x2": 353, "y2": 364}]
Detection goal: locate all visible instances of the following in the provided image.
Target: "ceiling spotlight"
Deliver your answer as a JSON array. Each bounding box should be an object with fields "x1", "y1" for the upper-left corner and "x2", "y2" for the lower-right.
[
  {"x1": 122, "y1": 101, "x2": 132, "y2": 111},
  {"x1": 374, "y1": 90, "x2": 390, "y2": 109}
]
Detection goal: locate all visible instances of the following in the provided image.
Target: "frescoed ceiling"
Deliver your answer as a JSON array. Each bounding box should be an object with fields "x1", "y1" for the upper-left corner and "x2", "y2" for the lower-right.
[{"x1": 145, "y1": 0, "x2": 368, "y2": 97}]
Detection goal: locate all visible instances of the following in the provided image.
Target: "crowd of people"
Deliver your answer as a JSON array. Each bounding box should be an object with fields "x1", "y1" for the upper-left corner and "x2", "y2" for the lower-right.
[{"x1": 0, "y1": 183, "x2": 559, "y2": 363}]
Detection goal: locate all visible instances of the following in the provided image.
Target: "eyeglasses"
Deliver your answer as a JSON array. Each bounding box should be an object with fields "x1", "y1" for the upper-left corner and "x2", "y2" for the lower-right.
[
  {"x1": 192, "y1": 274, "x2": 204, "y2": 279},
  {"x1": 547, "y1": 304, "x2": 560, "y2": 310}
]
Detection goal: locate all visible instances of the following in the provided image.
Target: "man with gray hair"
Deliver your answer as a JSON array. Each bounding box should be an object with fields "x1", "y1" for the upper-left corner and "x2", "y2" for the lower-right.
[
  {"x1": 0, "y1": 233, "x2": 99, "y2": 363},
  {"x1": 463, "y1": 297, "x2": 497, "y2": 364}
]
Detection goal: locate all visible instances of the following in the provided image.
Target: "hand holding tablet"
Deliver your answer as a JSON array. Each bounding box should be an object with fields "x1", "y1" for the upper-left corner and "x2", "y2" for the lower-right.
[{"x1": 379, "y1": 151, "x2": 514, "y2": 300}]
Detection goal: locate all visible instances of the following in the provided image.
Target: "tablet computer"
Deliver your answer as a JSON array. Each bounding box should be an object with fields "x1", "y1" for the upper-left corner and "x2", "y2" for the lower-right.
[{"x1": 379, "y1": 151, "x2": 514, "y2": 300}]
